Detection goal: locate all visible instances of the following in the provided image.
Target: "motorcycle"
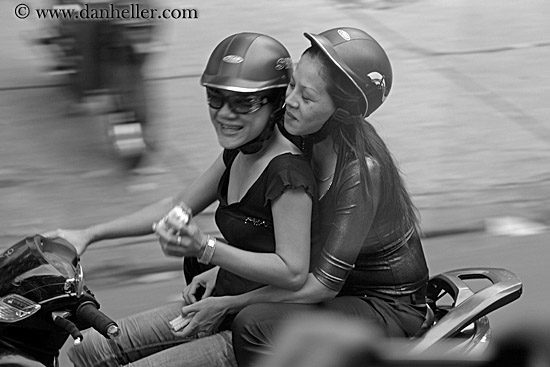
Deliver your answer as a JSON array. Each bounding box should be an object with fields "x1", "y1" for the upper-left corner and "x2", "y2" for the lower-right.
[
  {"x1": 0, "y1": 235, "x2": 522, "y2": 367},
  {"x1": 0, "y1": 235, "x2": 120, "y2": 367},
  {"x1": 33, "y1": 0, "x2": 156, "y2": 169}
]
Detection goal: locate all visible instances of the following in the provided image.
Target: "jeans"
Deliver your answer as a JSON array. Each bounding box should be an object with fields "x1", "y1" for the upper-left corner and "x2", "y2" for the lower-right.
[
  {"x1": 68, "y1": 302, "x2": 237, "y2": 367},
  {"x1": 232, "y1": 296, "x2": 426, "y2": 367}
]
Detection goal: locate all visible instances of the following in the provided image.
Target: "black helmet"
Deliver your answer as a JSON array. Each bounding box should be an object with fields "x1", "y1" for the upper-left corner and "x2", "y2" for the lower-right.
[
  {"x1": 304, "y1": 27, "x2": 392, "y2": 117},
  {"x1": 200, "y1": 32, "x2": 292, "y2": 92}
]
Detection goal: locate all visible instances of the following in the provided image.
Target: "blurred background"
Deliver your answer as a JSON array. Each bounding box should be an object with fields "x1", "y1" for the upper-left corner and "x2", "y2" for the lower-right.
[{"x1": 1, "y1": 0, "x2": 549, "y2": 364}]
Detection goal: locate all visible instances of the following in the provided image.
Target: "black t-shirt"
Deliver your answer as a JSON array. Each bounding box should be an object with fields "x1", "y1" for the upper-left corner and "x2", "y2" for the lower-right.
[{"x1": 213, "y1": 149, "x2": 316, "y2": 297}]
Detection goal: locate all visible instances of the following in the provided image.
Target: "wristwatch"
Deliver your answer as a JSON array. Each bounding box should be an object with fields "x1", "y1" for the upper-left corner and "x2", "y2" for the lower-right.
[{"x1": 198, "y1": 236, "x2": 216, "y2": 264}]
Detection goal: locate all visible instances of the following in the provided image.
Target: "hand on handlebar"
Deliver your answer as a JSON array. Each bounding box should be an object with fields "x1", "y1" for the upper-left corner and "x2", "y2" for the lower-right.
[{"x1": 42, "y1": 228, "x2": 93, "y2": 256}]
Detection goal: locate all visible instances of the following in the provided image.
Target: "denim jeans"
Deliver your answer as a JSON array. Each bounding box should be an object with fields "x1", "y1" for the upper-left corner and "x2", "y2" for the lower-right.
[
  {"x1": 68, "y1": 301, "x2": 237, "y2": 367},
  {"x1": 232, "y1": 296, "x2": 426, "y2": 367}
]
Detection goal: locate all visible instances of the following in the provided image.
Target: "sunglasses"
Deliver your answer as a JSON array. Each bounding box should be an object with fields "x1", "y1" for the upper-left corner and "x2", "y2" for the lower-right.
[{"x1": 206, "y1": 88, "x2": 270, "y2": 114}]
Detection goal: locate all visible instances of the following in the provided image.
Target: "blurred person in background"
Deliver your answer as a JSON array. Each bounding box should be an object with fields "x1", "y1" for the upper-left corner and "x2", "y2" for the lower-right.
[
  {"x1": 38, "y1": 0, "x2": 158, "y2": 166},
  {"x1": 45, "y1": 32, "x2": 316, "y2": 367},
  {"x1": 167, "y1": 27, "x2": 429, "y2": 367},
  {"x1": 45, "y1": 0, "x2": 156, "y2": 104}
]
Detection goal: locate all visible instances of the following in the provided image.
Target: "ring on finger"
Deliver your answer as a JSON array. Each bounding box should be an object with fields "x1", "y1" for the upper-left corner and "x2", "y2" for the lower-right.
[{"x1": 176, "y1": 235, "x2": 182, "y2": 245}]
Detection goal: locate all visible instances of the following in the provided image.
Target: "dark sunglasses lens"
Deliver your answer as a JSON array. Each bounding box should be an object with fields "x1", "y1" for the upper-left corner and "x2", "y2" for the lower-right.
[
  {"x1": 231, "y1": 96, "x2": 259, "y2": 114},
  {"x1": 206, "y1": 90, "x2": 224, "y2": 109},
  {"x1": 206, "y1": 89, "x2": 268, "y2": 114}
]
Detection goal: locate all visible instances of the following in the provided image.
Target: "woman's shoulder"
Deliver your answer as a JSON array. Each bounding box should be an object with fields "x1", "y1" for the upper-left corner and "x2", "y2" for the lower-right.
[
  {"x1": 265, "y1": 126, "x2": 306, "y2": 165},
  {"x1": 263, "y1": 152, "x2": 316, "y2": 203},
  {"x1": 267, "y1": 152, "x2": 312, "y2": 173},
  {"x1": 342, "y1": 154, "x2": 380, "y2": 178}
]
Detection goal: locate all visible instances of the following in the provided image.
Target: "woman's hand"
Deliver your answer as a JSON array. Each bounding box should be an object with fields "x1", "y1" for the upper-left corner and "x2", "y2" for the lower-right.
[
  {"x1": 171, "y1": 296, "x2": 229, "y2": 338},
  {"x1": 182, "y1": 266, "x2": 219, "y2": 304},
  {"x1": 42, "y1": 228, "x2": 93, "y2": 256},
  {"x1": 156, "y1": 217, "x2": 207, "y2": 258}
]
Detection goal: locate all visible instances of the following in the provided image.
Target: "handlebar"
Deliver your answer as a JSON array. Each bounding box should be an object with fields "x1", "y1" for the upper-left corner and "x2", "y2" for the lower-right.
[{"x1": 76, "y1": 301, "x2": 120, "y2": 339}]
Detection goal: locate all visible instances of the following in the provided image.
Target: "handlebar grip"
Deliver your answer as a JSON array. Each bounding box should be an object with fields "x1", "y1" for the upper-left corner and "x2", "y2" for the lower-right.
[{"x1": 76, "y1": 301, "x2": 120, "y2": 339}]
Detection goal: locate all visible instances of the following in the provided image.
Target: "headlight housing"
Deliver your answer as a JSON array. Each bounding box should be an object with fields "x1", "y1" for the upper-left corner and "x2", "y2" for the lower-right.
[{"x1": 0, "y1": 294, "x2": 41, "y2": 323}]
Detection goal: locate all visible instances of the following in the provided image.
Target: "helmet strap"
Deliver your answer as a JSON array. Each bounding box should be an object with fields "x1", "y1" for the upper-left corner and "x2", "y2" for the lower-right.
[
  {"x1": 238, "y1": 89, "x2": 287, "y2": 154},
  {"x1": 237, "y1": 106, "x2": 284, "y2": 154},
  {"x1": 303, "y1": 108, "x2": 356, "y2": 144}
]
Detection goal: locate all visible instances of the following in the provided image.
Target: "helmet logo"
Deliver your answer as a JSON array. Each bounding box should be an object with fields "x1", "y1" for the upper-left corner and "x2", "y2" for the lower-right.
[
  {"x1": 275, "y1": 57, "x2": 292, "y2": 70},
  {"x1": 337, "y1": 29, "x2": 351, "y2": 41},
  {"x1": 223, "y1": 55, "x2": 244, "y2": 64},
  {"x1": 367, "y1": 72, "x2": 388, "y2": 101}
]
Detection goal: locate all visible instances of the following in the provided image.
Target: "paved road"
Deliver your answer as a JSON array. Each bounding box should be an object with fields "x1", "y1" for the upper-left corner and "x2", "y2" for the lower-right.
[{"x1": 1, "y1": 0, "x2": 550, "y2": 364}]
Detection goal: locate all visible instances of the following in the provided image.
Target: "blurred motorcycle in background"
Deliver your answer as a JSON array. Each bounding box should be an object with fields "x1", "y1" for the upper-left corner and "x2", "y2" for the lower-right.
[{"x1": 34, "y1": 0, "x2": 157, "y2": 169}]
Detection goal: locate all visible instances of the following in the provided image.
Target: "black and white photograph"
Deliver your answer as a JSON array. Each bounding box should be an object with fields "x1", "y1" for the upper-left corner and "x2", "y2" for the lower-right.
[{"x1": 1, "y1": 1, "x2": 549, "y2": 366}]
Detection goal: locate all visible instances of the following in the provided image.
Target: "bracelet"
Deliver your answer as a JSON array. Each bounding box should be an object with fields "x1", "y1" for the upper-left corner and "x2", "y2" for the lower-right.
[{"x1": 197, "y1": 235, "x2": 216, "y2": 265}]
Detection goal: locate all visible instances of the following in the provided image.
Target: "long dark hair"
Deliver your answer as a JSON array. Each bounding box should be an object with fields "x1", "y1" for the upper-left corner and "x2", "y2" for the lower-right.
[{"x1": 305, "y1": 46, "x2": 419, "y2": 235}]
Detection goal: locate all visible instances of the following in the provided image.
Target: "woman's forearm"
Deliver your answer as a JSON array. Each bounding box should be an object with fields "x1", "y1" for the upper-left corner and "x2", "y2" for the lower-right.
[
  {"x1": 86, "y1": 197, "x2": 175, "y2": 243},
  {"x1": 224, "y1": 273, "x2": 338, "y2": 314},
  {"x1": 211, "y1": 240, "x2": 309, "y2": 291},
  {"x1": 87, "y1": 154, "x2": 225, "y2": 245}
]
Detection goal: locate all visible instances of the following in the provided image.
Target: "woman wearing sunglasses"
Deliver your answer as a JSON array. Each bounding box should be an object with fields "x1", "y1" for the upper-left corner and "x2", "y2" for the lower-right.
[{"x1": 46, "y1": 32, "x2": 316, "y2": 367}]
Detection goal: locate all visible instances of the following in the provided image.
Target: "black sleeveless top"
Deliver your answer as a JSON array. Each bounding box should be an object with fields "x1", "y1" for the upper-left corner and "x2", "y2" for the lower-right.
[{"x1": 213, "y1": 149, "x2": 317, "y2": 297}]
